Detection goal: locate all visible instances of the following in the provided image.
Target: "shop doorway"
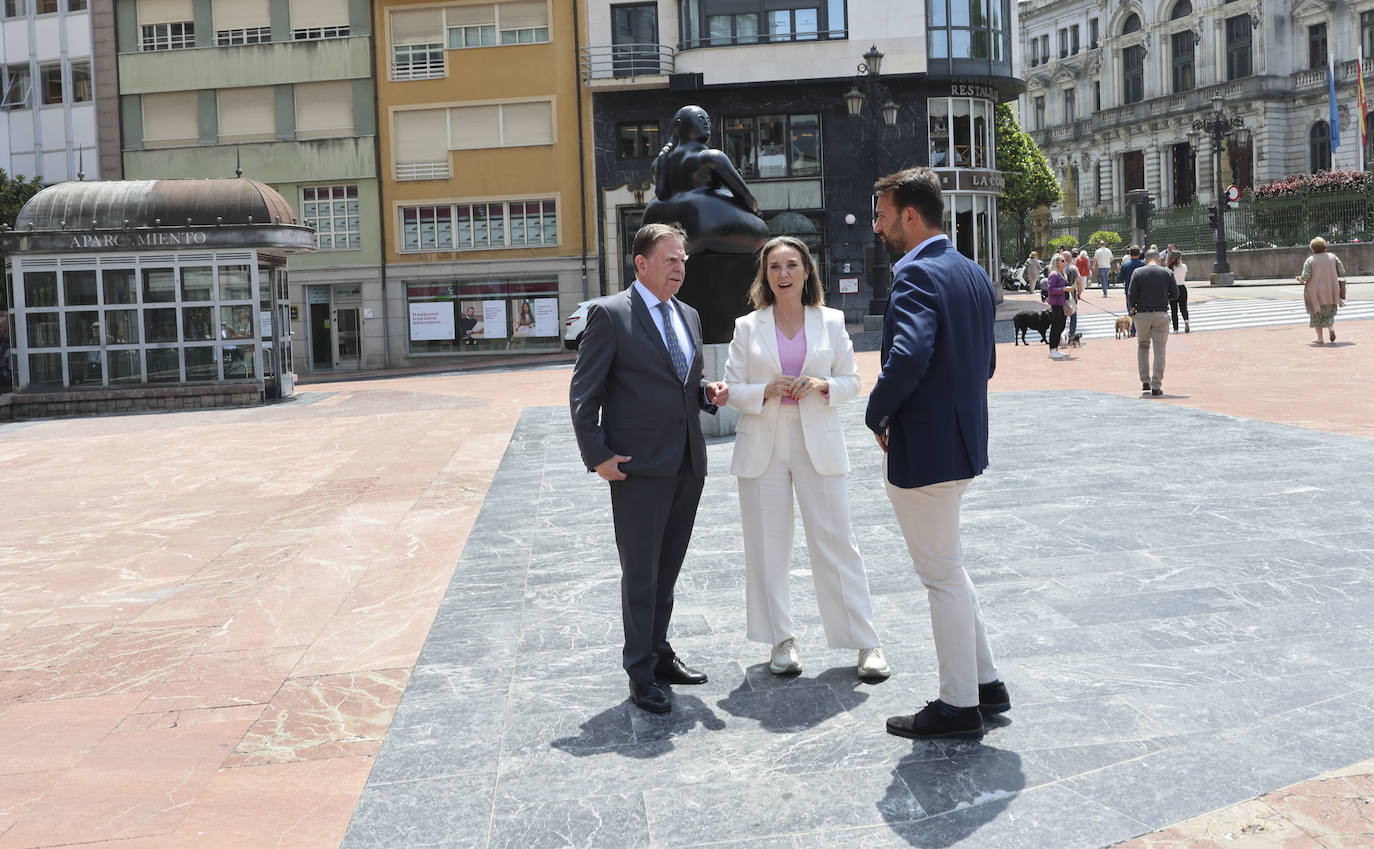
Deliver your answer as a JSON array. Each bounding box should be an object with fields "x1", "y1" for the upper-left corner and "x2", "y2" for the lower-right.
[{"x1": 306, "y1": 284, "x2": 364, "y2": 371}]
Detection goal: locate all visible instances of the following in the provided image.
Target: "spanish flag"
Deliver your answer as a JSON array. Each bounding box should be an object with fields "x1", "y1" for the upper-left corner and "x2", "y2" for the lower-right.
[{"x1": 1361, "y1": 47, "x2": 1369, "y2": 155}]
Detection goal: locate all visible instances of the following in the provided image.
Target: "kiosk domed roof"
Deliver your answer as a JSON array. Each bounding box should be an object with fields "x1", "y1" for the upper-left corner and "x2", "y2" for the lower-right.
[{"x1": 14, "y1": 178, "x2": 298, "y2": 231}]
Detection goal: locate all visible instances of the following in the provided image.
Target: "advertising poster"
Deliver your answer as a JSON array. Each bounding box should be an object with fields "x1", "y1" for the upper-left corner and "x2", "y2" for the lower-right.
[
  {"x1": 482, "y1": 300, "x2": 508, "y2": 339},
  {"x1": 533, "y1": 299, "x2": 559, "y2": 337},
  {"x1": 458, "y1": 300, "x2": 484, "y2": 339},
  {"x1": 409, "y1": 302, "x2": 455, "y2": 341}
]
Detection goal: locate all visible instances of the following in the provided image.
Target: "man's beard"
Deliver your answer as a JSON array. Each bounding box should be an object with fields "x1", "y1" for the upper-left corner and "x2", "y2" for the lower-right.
[{"x1": 881, "y1": 228, "x2": 907, "y2": 260}]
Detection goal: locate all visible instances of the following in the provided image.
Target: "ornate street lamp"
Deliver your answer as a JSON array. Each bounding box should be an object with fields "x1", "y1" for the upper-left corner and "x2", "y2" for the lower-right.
[
  {"x1": 845, "y1": 46, "x2": 900, "y2": 318},
  {"x1": 1193, "y1": 93, "x2": 1246, "y2": 284}
]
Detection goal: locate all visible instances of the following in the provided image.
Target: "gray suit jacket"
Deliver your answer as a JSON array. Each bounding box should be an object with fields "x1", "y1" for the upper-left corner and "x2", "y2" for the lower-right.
[{"x1": 570, "y1": 285, "x2": 716, "y2": 478}]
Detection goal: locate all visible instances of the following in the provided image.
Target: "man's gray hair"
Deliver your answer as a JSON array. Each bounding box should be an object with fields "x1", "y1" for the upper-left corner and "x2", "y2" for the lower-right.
[{"x1": 1144, "y1": 248, "x2": 1160, "y2": 262}]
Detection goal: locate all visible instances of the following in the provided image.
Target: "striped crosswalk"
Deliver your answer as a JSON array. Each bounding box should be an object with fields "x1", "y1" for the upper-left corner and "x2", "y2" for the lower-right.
[{"x1": 1068, "y1": 298, "x2": 1374, "y2": 339}]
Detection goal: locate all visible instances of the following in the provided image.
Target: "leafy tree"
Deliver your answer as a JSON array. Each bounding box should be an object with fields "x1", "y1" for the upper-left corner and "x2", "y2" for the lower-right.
[
  {"x1": 0, "y1": 168, "x2": 42, "y2": 231},
  {"x1": 996, "y1": 103, "x2": 1060, "y2": 257},
  {"x1": 1048, "y1": 235, "x2": 1079, "y2": 253},
  {"x1": 1088, "y1": 230, "x2": 1124, "y2": 250}
]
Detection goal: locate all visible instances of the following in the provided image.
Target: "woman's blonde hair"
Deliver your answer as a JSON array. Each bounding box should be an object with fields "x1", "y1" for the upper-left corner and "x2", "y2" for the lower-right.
[
  {"x1": 1311, "y1": 236, "x2": 1328, "y2": 253},
  {"x1": 749, "y1": 236, "x2": 825, "y2": 310}
]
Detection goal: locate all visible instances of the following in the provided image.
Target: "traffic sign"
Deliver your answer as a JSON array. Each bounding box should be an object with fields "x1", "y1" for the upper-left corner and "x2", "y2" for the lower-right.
[{"x1": 1225, "y1": 184, "x2": 1241, "y2": 207}]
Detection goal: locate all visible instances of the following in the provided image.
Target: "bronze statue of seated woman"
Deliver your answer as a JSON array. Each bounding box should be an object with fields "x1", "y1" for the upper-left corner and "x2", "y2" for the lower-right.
[{"x1": 642, "y1": 105, "x2": 770, "y2": 255}]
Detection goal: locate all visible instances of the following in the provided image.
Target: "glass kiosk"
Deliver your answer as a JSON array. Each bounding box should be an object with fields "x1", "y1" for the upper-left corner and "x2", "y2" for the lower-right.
[{"x1": 1, "y1": 179, "x2": 315, "y2": 415}]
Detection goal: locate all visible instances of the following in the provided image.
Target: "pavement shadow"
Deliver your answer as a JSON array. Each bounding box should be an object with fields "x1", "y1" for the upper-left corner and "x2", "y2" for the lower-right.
[
  {"x1": 716, "y1": 666, "x2": 867, "y2": 732},
  {"x1": 882, "y1": 743, "x2": 1024, "y2": 847},
  {"x1": 550, "y1": 694, "x2": 725, "y2": 759}
]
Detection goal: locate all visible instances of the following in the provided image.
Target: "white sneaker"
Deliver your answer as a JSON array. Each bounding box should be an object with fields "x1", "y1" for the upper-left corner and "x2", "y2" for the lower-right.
[
  {"x1": 858, "y1": 647, "x2": 890, "y2": 681},
  {"x1": 1049, "y1": 350, "x2": 1068, "y2": 360},
  {"x1": 769, "y1": 638, "x2": 801, "y2": 675}
]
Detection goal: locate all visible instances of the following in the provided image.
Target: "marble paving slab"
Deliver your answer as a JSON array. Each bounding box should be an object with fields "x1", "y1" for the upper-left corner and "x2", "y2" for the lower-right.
[{"x1": 342, "y1": 391, "x2": 1374, "y2": 849}]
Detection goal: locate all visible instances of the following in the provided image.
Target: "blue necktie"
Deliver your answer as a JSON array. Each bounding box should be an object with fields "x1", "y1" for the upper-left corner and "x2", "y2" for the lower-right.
[{"x1": 657, "y1": 301, "x2": 689, "y2": 383}]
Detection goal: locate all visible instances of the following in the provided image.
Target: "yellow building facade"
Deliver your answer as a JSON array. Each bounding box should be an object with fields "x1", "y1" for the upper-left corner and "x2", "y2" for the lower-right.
[{"x1": 376, "y1": 0, "x2": 597, "y2": 360}]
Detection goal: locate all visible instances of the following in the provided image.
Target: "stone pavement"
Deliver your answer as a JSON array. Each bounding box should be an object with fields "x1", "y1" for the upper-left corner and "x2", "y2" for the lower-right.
[{"x1": 0, "y1": 318, "x2": 1371, "y2": 848}]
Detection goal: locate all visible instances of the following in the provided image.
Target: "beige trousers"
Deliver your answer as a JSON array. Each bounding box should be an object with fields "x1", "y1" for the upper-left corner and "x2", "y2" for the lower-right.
[
  {"x1": 1134, "y1": 311, "x2": 1170, "y2": 390},
  {"x1": 884, "y1": 470, "x2": 999, "y2": 708}
]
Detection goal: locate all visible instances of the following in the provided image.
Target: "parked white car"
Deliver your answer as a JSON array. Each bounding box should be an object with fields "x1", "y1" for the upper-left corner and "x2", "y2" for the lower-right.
[{"x1": 564, "y1": 301, "x2": 592, "y2": 350}]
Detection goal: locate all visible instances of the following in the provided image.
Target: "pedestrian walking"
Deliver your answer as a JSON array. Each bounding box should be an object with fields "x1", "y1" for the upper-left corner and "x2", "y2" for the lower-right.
[
  {"x1": 1066, "y1": 254, "x2": 1084, "y2": 341},
  {"x1": 1093, "y1": 241, "x2": 1114, "y2": 296},
  {"x1": 1128, "y1": 248, "x2": 1178, "y2": 395},
  {"x1": 1297, "y1": 237, "x2": 1346, "y2": 344},
  {"x1": 1023, "y1": 251, "x2": 1042, "y2": 290},
  {"x1": 1166, "y1": 251, "x2": 1190, "y2": 333},
  {"x1": 1045, "y1": 255, "x2": 1071, "y2": 359}
]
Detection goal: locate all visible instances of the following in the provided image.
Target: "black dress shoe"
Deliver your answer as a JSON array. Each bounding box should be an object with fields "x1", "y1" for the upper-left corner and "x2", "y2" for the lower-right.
[
  {"x1": 978, "y1": 680, "x2": 1011, "y2": 715},
  {"x1": 1142, "y1": 381, "x2": 1151, "y2": 392},
  {"x1": 1151, "y1": 388, "x2": 1163, "y2": 396},
  {"x1": 886, "y1": 700, "x2": 984, "y2": 740},
  {"x1": 629, "y1": 679, "x2": 672, "y2": 714},
  {"x1": 654, "y1": 654, "x2": 707, "y2": 685}
]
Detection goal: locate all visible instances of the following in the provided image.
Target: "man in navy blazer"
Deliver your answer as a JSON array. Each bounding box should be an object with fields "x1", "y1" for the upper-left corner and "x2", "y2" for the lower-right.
[{"x1": 865, "y1": 168, "x2": 1010, "y2": 741}]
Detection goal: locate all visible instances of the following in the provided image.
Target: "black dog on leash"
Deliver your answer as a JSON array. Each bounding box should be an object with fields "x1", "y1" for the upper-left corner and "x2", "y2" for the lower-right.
[{"x1": 1013, "y1": 309, "x2": 1052, "y2": 345}]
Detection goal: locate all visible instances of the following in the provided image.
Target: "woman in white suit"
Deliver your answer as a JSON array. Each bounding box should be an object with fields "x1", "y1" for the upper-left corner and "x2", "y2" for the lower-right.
[{"x1": 724, "y1": 236, "x2": 888, "y2": 681}]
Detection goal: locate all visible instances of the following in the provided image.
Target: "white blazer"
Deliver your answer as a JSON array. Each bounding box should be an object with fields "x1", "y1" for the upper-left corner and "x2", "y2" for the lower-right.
[{"x1": 724, "y1": 304, "x2": 861, "y2": 478}]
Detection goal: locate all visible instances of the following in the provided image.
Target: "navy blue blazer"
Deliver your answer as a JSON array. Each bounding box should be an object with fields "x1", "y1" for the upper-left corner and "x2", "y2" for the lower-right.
[{"x1": 865, "y1": 237, "x2": 997, "y2": 489}]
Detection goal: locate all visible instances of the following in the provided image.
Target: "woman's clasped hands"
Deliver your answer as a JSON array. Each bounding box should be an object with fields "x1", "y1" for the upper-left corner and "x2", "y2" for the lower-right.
[{"x1": 764, "y1": 374, "x2": 829, "y2": 401}]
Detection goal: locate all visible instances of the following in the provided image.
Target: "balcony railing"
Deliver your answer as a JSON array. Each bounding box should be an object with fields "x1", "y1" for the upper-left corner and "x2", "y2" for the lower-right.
[{"x1": 579, "y1": 43, "x2": 674, "y2": 82}]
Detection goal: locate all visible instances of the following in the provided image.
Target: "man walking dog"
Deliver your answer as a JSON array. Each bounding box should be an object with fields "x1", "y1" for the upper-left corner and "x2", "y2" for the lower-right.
[{"x1": 1128, "y1": 248, "x2": 1178, "y2": 397}]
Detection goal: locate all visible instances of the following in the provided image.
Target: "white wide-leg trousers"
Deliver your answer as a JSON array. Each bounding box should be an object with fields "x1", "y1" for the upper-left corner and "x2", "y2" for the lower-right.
[
  {"x1": 884, "y1": 472, "x2": 999, "y2": 708},
  {"x1": 738, "y1": 407, "x2": 880, "y2": 650}
]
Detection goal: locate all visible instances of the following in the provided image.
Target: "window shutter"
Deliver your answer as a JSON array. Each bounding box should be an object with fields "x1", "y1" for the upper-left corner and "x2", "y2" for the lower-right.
[
  {"x1": 501, "y1": 101, "x2": 553, "y2": 146},
  {"x1": 289, "y1": 0, "x2": 349, "y2": 29},
  {"x1": 218, "y1": 86, "x2": 276, "y2": 141},
  {"x1": 214, "y1": 0, "x2": 270, "y2": 31},
  {"x1": 497, "y1": 0, "x2": 547, "y2": 30},
  {"x1": 295, "y1": 81, "x2": 354, "y2": 138},
  {"x1": 142, "y1": 90, "x2": 200, "y2": 145},
  {"x1": 449, "y1": 105, "x2": 501, "y2": 149},
  {"x1": 446, "y1": 3, "x2": 495, "y2": 26},
  {"x1": 391, "y1": 8, "x2": 444, "y2": 44},
  {"x1": 138, "y1": 0, "x2": 193, "y2": 25},
  {"x1": 395, "y1": 109, "x2": 449, "y2": 162}
]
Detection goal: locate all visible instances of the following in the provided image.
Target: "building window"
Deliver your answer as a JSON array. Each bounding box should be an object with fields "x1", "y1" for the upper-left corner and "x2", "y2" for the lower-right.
[
  {"x1": 1311, "y1": 121, "x2": 1331, "y2": 172},
  {"x1": 4, "y1": 64, "x2": 32, "y2": 109},
  {"x1": 1363, "y1": 11, "x2": 1374, "y2": 60},
  {"x1": 142, "y1": 90, "x2": 200, "y2": 147},
  {"x1": 1171, "y1": 30, "x2": 1194, "y2": 93},
  {"x1": 1033, "y1": 95, "x2": 1045, "y2": 129},
  {"x1": 681, "y1": 0, "x2": 844, "y2": 49},
  {"x1": 141, "y1": 21, "x2": 195, "y2": 51},
  {"x1": 1070, "y1": 24, "x2": 1079, "y2": 54},
  {"x1": 67, "y1": 0, "x2": 86, "y2": 9},
  {"x1": 1123, "y1": 44, "x2": 1144, "y2": 104},
  {"x1": 1028, "y1": 37, "x2": 1037, "y2": 66},
  {"x1": 1093, "y1": 80, "x2": 1101, "y2": 111},
  {"x1": 37, "y1": 0, "x2": 55, "y2": 12},
  {"x1": 1122, "y1": 13, "x2": 1140, "y2": 34},
  {"x1": 4, "y1": 0, "x2": 25, "y2": 16},
  {"x1": 721, "y1": 114, "x2": 820, "y2": 179},
  {"x1": 1058, "y1": 28, "x2": 1067, "y2": 59},
  {"x1": 217, "y1": 86, "x2": 275, "y2": 142},
  {"x1": 293, "y1": 25, "x2": 349, "y2": 39},
  {"x1": 929, "y1": 96, "x2": 994, "y2": 167},
  {"x1": 295, "y1": 80, "x2": 354, "y2": 139},
  {"x1": 1170, "y1": 0, "x2": 1191, "y2": 18},
  {"x1": 617, "y1": 122, "x2": 661, "y2": 158},
  {"x1": 71, "y1": 60, "x2": 91, "y2": 102},
  {"x1": 1365, "y1": 110, "x2": 1374, "y2": 166},
  {"x1": 1062, "y1": 88, "x2": 1075, "y2": 123},
  {"x1": 399, "y1": 199, "x2": 557, "y2": 252},
  {"x1": 391, "y1": 1, "x2": 548, "y2": 74},
  {"x1": 1226, "y1": 15, "x2": 1252, "y2": 79},
  {"x1": 1123, "y1": 150, "x2": 1145, "y2": 190},
  {"x1": 302, "y1": 185, "x2": 360, "y2": 250},
  {"x1": 1089, "y1": 18, "x2": 1098, "y2": 48},
  {"x1": 611, "y1": 4, "x2": 661, "y2": 76},
  {"x1": 1309, "y1": 22, "x2": 1327, "y2": 70},
  {"x1": 217, "y1": 27, "x2": 271, "y2": 45},
  {"x1": 39, "y1": 63, "x2": 62, "y2": 105}
]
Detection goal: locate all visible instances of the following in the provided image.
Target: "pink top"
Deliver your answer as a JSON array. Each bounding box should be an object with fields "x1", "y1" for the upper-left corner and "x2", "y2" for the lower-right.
[{"x1": 776, "y1": 324, "x2": 805, "y2": 406}]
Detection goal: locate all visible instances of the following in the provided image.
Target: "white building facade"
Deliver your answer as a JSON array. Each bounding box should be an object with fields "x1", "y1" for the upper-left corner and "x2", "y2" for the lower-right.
[
  {"x1": 1019, "y1": 0, "x2": 1374, "y2": 216},
  {"x1": 1, "y1": 0, "x2": 99, "y2": 182}
]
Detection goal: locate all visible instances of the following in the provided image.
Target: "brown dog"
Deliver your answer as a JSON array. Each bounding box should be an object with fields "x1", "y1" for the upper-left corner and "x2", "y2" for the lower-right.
[{"x1": 1114, "y1": 316, "x2": 1132, "y2": 339}]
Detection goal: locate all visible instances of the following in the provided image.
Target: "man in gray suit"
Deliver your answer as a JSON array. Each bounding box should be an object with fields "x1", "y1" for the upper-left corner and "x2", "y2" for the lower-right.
[{"x1": 570, "y1": 222, "x2": 729, "y2": 714}]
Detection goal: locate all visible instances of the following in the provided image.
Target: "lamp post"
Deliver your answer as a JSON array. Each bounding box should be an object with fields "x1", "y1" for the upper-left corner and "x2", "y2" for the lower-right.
[
  {"x1": 843, "y1": 45, "x2": 899, "y2": 320},
  {"x1": 1193, "y1": 94, "x2": 1249, "y2": 284}
]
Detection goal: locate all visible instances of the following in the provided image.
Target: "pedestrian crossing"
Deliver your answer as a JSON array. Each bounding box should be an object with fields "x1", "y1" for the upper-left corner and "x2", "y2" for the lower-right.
[{"x1": 1067, "y1": 298, "x2": 1374, "y2": 339}]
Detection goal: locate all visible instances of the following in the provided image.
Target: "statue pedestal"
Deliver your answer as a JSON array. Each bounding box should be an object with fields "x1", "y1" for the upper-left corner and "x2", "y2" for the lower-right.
[
  {"x1": 698, "y1": 342, "x2": 738, "y2": 438},
  {"x1": 677, "y1": 251, "x2": 755, "y2": 344}
]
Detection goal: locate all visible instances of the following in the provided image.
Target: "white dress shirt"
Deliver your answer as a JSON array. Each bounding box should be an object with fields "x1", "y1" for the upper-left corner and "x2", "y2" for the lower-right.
[
  {"x1": 634, "y1": 280, "x2": 694, "y2": 361},
  {"x1": 892, "y1": 234, "x2": 949, "y2": 275}
]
